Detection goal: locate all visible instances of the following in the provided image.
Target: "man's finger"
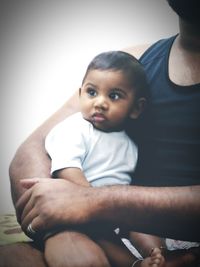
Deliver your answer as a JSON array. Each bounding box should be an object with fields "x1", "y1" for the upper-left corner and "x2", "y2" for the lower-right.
[
  {"x1": 16, "y1": 188, "x2": 32, "y2": 223},
  {"x1": 20, "y1": 177, "x2": 50, "y2": 189}
]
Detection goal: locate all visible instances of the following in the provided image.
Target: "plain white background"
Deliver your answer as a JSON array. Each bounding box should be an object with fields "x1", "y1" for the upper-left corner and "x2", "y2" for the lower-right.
[{"x1": 0, "y1": 0, "x2": 178, "y2": 213}]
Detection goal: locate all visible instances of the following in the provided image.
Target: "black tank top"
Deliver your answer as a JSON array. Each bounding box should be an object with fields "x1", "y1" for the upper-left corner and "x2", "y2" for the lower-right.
[{"x1": 132, "y1": 35, "x2": 200, "y2": 186}]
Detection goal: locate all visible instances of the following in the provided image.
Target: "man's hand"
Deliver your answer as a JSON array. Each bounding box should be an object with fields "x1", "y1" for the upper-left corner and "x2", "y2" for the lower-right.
[{"x1": 16, "y1": 178, "x2": 92, "y2": 234}]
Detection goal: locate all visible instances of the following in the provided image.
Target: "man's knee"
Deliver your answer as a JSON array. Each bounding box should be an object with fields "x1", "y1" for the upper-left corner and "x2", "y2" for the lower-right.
[{"x1": 0, "y1": 243, "x2": 46, "y2": 267}]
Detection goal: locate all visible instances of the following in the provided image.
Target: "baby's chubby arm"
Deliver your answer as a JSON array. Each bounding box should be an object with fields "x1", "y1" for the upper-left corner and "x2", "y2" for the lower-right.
[{"x1": 54, "y1": 167, "x2": 90, "y2": 187}]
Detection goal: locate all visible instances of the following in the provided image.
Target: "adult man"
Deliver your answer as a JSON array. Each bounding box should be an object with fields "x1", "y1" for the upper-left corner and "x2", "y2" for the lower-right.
[{"x1": 3, "y1": 0, "x2": 200, "y2": 266}]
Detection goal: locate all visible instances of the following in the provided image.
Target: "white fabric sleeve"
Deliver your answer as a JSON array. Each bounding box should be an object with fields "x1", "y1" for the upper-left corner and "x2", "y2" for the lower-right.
[{"x1": 45, "y1": 114, "x2": 88, "y2": 174}]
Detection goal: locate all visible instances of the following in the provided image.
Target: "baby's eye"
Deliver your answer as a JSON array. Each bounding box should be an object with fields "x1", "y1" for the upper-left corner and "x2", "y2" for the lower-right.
[
  {"x1": 109, "y1": 92, "x2": 121, "y2": 100},
  {"x1": 87, "y1": 88, "x2": 97, "y2": 97}
]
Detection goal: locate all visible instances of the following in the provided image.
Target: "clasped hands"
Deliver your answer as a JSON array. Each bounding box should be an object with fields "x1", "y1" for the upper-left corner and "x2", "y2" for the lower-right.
[{"x1": 16, "y1": 178, "x2": 92, "y2": 237}]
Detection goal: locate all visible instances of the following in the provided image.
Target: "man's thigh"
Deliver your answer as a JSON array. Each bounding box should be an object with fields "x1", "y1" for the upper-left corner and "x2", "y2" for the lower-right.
[{"x1": 0, "y1": 242, "x2": 46, "y2": 267}]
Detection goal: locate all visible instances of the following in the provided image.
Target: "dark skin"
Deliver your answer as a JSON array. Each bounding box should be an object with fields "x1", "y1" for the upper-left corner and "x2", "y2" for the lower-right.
[{"x1": 16, "y1": 178, "x2": 200, "y2": 241}]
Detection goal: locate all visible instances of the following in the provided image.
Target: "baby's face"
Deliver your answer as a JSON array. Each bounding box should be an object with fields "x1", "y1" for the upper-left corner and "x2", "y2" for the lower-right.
[{"x1": 79, "y1": 69, "x2": 137, "y2": 132}]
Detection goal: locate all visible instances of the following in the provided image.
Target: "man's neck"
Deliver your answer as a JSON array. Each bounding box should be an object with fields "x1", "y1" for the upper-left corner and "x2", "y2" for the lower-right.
[
  {"x1": 178, "y1": 18, "x2": 200, "y2": 52},
  {"x1": 169, "y1": 18, "x2": 200, "y2": 86}
]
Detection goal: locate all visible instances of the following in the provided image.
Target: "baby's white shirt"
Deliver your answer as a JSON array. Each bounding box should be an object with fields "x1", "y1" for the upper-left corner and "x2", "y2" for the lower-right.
[{"x1": 45, "y1": 112, "x2": 137, "y2": 187}]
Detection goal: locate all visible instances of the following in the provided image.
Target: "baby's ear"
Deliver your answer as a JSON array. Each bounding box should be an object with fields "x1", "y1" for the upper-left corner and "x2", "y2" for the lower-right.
[{"x1": 129, "y1": 97, "x2": 146, "y2": 119}]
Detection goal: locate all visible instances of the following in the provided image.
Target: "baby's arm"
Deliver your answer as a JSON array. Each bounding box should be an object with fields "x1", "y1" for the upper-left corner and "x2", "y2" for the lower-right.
[{"x1": 54, "y1": 167, "x2": 90, "y2": 187}]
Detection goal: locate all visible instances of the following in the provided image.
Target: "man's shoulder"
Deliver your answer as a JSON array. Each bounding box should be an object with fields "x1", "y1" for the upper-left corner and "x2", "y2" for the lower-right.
[
  {"x1": 123, "y1": 44, "x2": 151, "y2": 59},
  {"x1": 123, "y1": 36, "x2": 177, "y2": 61}
]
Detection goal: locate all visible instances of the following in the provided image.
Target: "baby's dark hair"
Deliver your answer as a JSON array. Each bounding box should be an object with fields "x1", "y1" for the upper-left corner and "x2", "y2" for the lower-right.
[{"x1": 82, "y1": 50, "x2": 149, "y2": 100}]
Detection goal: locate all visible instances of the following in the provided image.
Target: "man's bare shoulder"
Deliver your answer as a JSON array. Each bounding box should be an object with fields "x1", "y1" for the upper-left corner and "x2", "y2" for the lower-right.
[{"x1": 122, "y1": 44, "x2": 152, "y2": 59}]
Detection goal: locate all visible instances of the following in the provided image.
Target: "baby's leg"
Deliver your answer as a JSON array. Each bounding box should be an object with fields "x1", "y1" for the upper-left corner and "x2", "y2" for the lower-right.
[
  {"x1": 95, "y1": 232, "x2": 165, "y2": 267},
  {"x1": 130, "y1": 232, "x2": 200, "y2": 267},
  {"x1": 44, "y1": 230, "x2": 111, "y2": 267},
  {"x1": 129, "y1": 232, "x2": 166, "y2": 257},
  {"x1": 96, "y1": 230, "x2": 139, "y2": 267}
]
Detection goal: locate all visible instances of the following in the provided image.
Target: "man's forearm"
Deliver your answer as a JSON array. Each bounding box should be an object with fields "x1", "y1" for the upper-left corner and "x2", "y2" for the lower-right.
[
  {"x1": 91, "y1": 185, "x2": 200, "y2": 241},
  {"x1": 16, "y1": 178, "x2": 199, "y2": 242}
]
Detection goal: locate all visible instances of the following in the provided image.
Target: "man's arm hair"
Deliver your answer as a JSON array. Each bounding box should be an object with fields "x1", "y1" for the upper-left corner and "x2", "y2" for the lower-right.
[
  {"x1": 89, "y1": 184, "x2": 200, "y2": 241},
  {"x1": 9, "y1": 91, "x2": 80, "y2": 205}
]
